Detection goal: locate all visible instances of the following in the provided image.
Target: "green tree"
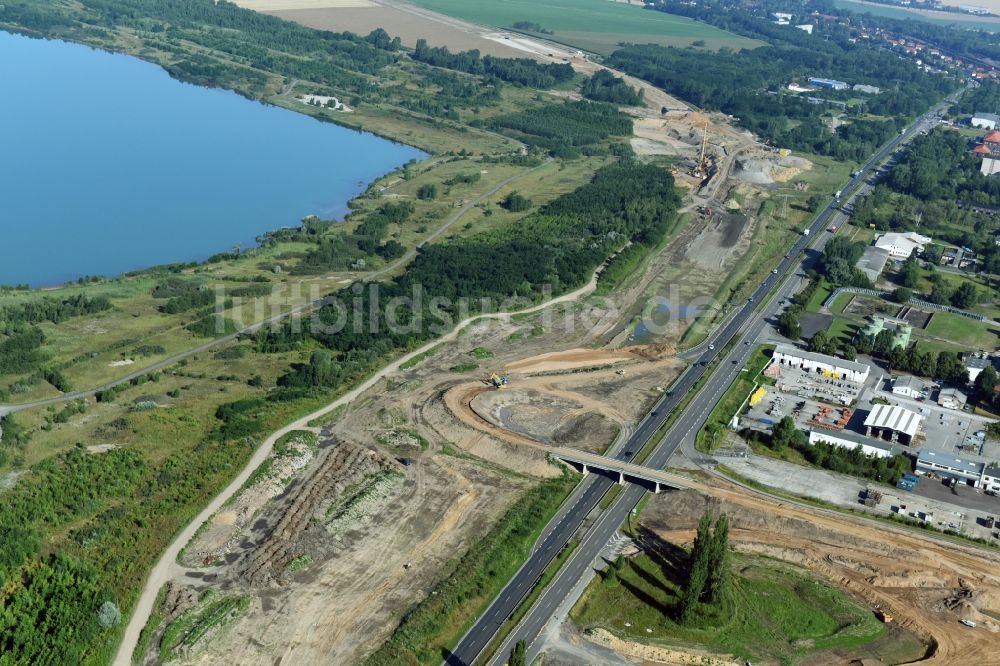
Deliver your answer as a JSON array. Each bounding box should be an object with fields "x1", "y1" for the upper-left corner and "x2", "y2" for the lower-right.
[
  {"x1": 770, "y1": 416, "x2": 803, "y2": 451},
  {"x1": 951, "y1": 282, "x2": 979, "y2": 309},
  {"x1": 809, "y1": 330, "x2": 835, "y2": 355},
  {"x1": 777, "y1": 310, "x2": 801, "y2": 339},
  {"x1": 928, "y1": 278, "x2": 953, "y2": 305},
  {"x1": 975, "y1": 364, "x2": 999, "y2": 404},
  {"x1": 509, "y1": 639, "x2": 527, "y2": 666},
  {"x1": 899, "y1": 257, "x2": 920, "y2": 289},
  {"x1": 680, "y1": 512, "x2": 713, "y2": 622},
  {"x1": 416, "y1": 183, "x2": 438, "y2": 200},
  {"x1": 892, "y1": 287, "x2": 913, "y2": 304},
  {"x1": 706, "y1": 513, "x2": 731, "y2": 604},
  {"x1": 501, "y1": 191, "x2": 532, "y2": 212}
]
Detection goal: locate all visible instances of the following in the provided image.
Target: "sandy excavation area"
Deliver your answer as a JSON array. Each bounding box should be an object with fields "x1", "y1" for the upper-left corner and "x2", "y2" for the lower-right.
[
  {"x1": 155, "y1": 433, "x2": 528, "y2": 666},
  {"x1": 144, "y1": 291, "x2": 686, "y2": 664},
  {"x1": 630, "y1": 485, "x2": 1000, "y2": 665}
]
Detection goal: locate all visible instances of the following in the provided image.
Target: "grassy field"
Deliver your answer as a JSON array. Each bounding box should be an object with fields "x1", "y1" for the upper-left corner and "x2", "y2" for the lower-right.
[
  {"x1": 805, "y1": 278, "x2": 834, "y2": 312},
  {"x1": 925, "y1": 311, "x2": 1000, "y2": 350},
  {"x1": 571, "y1": 551, "x2": 886, "y2": 664},
  {"x1": 409, "y1": 0, "x2": 761, "y2": 54},
  {"x1": 696, "y1": 345, "x2": 773, "y2": 453},
  {"x1": 834, "y1": 0, "x2": 1000, "y2": 31}
]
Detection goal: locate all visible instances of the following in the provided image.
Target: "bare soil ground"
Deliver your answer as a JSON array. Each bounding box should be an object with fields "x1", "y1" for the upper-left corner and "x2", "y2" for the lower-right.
[
  {"x1": 163, "y1": 435, "x2": 527, "y2": 666},
  {"x1": 637, "y1": 486, "x2": 1000, "y2": 664},
  {"x1": 265, "y1": 0, "x2": 535, "y2": 56},
  {"x1": 234, "y1": 0, "x2": 372, "y2": 9},
  {"x1": 155, "y1": 310, "x2": 684, "y2": 664}
]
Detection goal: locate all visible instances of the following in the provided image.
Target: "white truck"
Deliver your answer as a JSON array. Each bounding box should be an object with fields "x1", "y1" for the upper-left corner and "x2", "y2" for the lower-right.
[{"x1": 802, "y1": 228, "x2": 811, "y2": 236}]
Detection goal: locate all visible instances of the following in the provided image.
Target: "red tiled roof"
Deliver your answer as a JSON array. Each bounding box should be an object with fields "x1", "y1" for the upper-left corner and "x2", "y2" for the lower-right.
[
  {"x1": 974, "y1": 144, "x2": 992, "y2": 154},
  {"x1": 985, "y1": 130, "x2": 1000, "y2": 143}
]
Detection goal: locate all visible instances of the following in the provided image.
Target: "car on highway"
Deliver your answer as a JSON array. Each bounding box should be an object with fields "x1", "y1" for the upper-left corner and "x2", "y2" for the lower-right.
[
  {"x1": 771, "y1": 269, "x2": 778, "y2": 274},
  {"x1": 708, "y1": 344, "x2": 715, "y2": 350}
]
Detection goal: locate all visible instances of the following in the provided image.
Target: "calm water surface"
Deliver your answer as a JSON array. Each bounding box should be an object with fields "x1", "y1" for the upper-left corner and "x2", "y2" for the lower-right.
[{"x1": 0, "y1": 31, "x2": 424, "y2": 286}]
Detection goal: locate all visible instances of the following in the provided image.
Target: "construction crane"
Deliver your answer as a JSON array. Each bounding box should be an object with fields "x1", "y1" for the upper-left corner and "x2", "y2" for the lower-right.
[
  {"x1": 484, "y1": 372, "x2": 509, "y2": 389},
  {"x1": 691, "y1": 117, "x2": 710, "y2": 178}
]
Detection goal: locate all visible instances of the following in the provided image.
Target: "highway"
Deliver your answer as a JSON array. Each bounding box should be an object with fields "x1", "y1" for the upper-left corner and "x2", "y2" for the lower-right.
[{"x1": 445, "y1": 93, "x2": 958, "y2": 666}]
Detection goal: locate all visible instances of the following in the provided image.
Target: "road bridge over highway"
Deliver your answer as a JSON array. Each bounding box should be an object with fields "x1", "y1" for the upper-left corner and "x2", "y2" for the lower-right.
[{"x1": 549, "y1": 448, "x2": 687, "y2": 494}]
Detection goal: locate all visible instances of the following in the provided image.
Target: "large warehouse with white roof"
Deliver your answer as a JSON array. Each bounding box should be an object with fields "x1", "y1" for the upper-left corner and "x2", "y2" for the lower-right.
[{"x1": 863, "y1": 404, "x2": 921, "y2": 445}]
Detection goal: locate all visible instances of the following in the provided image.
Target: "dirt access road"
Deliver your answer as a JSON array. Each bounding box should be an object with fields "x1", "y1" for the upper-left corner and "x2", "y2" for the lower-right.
[{"x1": 112, "y1": 271, "x2": 602, "y2": 666}]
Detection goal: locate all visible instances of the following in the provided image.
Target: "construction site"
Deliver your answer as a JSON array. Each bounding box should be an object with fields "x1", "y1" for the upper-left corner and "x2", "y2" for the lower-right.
[
  {"x1": 142, "y1": 302, "x2": 1000, "y2": 666},
  {"x1": 122, "y1": 8, "x2": 1000, "y2": 666}
]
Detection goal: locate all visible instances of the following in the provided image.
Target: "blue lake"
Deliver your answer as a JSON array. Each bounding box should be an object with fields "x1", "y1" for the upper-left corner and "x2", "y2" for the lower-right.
[{"x1": 0, "y1": 31, "x2": 425, "y2": 286}]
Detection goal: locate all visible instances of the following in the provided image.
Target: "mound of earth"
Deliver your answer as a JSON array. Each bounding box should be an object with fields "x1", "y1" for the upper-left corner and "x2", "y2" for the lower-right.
[{"x1": 471, "y1": 388, "x2": 618, "y2": 451}]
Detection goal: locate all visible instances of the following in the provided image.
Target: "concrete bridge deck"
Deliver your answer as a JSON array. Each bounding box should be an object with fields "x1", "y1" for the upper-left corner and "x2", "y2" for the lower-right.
[{"x1": 549, "y1": 447, "x2": 688, "y2": 493}]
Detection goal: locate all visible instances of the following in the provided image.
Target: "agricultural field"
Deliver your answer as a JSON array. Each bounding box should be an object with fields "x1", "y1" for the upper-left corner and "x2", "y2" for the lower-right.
[
  {"x1": 257, "y1": 1, "x2": 532, "y2": 57},
  {"x1": 834, "y1": 0, "x2": 1000, "y2": 31},
  {"x1": 407, "y1": 0, "x2": 762, "y2": 54}
]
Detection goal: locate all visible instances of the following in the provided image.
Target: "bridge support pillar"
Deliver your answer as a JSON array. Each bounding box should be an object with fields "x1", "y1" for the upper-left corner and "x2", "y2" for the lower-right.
[
  {"x1": 581, "y1": 464, "x2": 588, "y2": 476},
  {"x1": 654, "y1": 482, "x2": 661, "y2": 494},
  {"x1": 618, "y1": 471, "x2": 625, "y2": 486}
]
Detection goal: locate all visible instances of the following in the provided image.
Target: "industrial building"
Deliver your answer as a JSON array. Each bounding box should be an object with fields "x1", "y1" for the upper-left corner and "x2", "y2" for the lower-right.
[
  {"x1": 853, "y1": 83, "x2": 881, "y2": 94},
  {"x1": 971, "y1": 111, "x2": 1000, "y2": 129},
  {"x1": 771, "y1": 344, "x2": 871, "y2": 383},
  {"x1": 863, "y1": 404, "x2": 921, "y2": 445},
  {"x1": 916, "y1": 449, "x2": 986, "y2": 487},
  {"x1": 808, "y1": 77, "x2": 848, "y2": 90},
  {"x1": 983, "y1": 466, "x2": 1000, "y2": 492},
  {"x1": 856, "y1": 246, "x2": 891, "y2": 281},
  {"x1": 862, "y1": 316, "x2": 912, "y2": 349},
  {"x1": 981, "y1": 157, "x2": 1000, "y2": 177},
  {"x1": 796, "y1": 24, "x2": 813, "y2": 34},
  {"x1": 873, "y1": 231, "x2": 932, "y2": 259},
  {"x1": 964, "y1": 353, "x2": 995, "y2": 383},
  {"x1": 808, "y1": 428, "x2": 894, "y2": 458},
  {"x1": 937, "y1": 387, "x2": 968, "y2": 410},
  {"x1": 891, "y1": 375, "x2": 930, "y2": 399}
]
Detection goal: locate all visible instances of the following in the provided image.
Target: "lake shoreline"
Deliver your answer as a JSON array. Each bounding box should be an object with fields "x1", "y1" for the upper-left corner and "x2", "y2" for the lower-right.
[{"x1": 0, "y1": 30, "x2": 427, "y2": 290}]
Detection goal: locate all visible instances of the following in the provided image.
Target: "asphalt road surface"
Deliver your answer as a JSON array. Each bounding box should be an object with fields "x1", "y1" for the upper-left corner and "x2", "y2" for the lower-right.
[{"x1": 447, "y1": 93, "x2": 959, "y2": 666}]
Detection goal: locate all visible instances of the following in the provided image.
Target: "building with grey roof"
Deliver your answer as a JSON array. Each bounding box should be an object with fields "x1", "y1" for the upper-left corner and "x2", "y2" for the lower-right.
[
  {"x1": 856, "y1": 246, "x2": 891, "y2": 282},
  {"x1": 937, "y1": 387, "x2": 968, "y2": 410},
  {"x1": 808, "y1": 428, "x2": 895, "y2": 459},
  {"x1": 891, "y1": 375, "x2": 930, "y2": 399},
  {"x1": 972, "y1": 111, "x2": 1000, "y2": 129},
  {"x1": 916, "y1": 449, "x2": 985, "y2": 486}
]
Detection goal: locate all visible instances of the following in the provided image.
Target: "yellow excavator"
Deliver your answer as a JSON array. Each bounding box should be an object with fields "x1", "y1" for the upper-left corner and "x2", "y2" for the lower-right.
[{"x1": 485, "y1": 372, "x2": 509, "y2": 389}]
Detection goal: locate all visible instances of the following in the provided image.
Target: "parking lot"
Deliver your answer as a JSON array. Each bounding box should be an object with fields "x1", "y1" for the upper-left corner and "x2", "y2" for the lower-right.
[
  {"x1": 743, "y1": 364, "x2": 869, "y2": 435},
  {"x1": 720, "y1": 453, "x2": 1000, "y2": 542}
]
